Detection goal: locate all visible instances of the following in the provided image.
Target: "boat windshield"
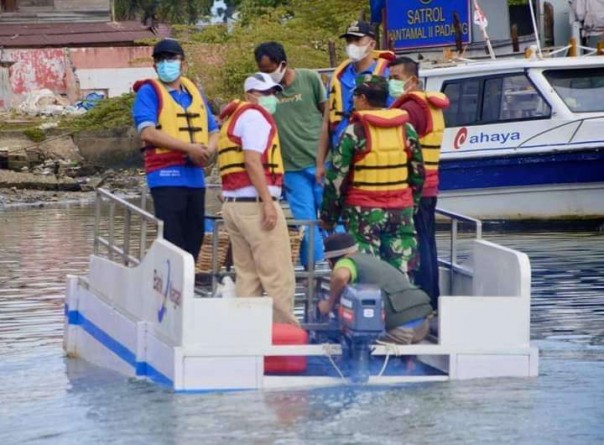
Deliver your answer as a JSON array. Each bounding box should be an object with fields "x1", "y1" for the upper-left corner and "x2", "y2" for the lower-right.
[{"x1": 544, "y1": 68, "x2": 604, "y2": 112}]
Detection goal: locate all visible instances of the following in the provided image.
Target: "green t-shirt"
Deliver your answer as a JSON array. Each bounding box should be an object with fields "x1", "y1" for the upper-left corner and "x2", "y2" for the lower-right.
[
  {"x1": 334, "y1": 257, "x2": 358, "y2": 282},
  {"x1": 274, "y1": 69, "x2": 326, "y2": 171}
]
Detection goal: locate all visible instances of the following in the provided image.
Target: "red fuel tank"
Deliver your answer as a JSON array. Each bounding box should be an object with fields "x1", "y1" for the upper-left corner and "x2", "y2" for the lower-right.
[{"x1": 264, "y1": 323, "x2": 308, "y2": 374}]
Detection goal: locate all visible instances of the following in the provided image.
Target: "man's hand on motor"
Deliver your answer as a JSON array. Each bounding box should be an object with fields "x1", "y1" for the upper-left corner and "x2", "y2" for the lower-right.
[{"x1": 318, "y1": 299, "x2": 333, "y2": 316}]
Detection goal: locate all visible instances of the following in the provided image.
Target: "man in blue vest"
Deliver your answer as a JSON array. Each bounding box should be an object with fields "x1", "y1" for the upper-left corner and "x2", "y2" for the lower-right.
[{"x1": 316, "y1": 20, "x2": 395, "y2": 184}]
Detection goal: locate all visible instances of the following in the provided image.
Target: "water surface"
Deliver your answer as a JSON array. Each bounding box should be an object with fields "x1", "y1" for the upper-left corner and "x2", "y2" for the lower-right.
[{"x1": 0, "y1": 204, "x2": 602, "y2": 445}]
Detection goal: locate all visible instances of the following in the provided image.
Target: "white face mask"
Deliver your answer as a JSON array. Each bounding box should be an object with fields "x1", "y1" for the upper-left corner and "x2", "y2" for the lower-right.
[
  {"x1": 346, "y1": 43, "x2": 370, "y2": 62},
  {"x1": 268, "y1": 63, "x2": 286, "y2": 84}
]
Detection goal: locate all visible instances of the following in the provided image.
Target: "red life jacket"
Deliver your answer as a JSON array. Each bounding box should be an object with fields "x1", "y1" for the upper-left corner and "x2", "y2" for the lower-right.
[
  {"x1": 217, "y1": 100, "x2": 284, "y2": 191},
  {"x1": 345, "y1": 109, "x2": 413, "y2": 209},
  {"x1": 391, "y1": 91, "x2": 449, "y2": 197}
]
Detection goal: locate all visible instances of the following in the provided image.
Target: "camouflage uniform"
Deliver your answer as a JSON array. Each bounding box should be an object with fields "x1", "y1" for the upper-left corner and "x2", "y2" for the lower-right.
[{"x1": 320, "y1": 76, "x2": 425, "y2": 274}]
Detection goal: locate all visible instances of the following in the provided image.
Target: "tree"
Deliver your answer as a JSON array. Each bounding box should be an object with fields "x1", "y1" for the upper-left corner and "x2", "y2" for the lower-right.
[
  {"x1": 179, "y1": 0, "x2": 367, "y2": 104},
  {"x1": 113, "y1": 0, "x2": 213, "y2": 24}
]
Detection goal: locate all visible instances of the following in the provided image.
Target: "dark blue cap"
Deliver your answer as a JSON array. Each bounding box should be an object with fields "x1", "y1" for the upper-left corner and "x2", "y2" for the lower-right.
[{"x1": 152, "y1": 39, "x2": 185, "y2": 58}]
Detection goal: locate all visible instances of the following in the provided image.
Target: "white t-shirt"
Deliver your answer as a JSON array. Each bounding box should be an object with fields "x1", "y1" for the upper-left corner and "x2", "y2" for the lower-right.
[{"x1": 222, "y1": 108, "x2": 282, "y2": 198}]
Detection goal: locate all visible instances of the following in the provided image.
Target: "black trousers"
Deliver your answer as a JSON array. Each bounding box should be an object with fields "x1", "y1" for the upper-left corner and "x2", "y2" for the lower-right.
[
  {"x1": 413, "y1": 196, "x2": 440, "y2": 310},
  {"x1": 150, "y1": 187, "x2": 205, "y2": 262}
]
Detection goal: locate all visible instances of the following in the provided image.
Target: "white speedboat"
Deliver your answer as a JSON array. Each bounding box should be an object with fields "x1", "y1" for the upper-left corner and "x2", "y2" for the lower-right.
[
  {"x1": 425, "y1": 55, "x2": 604, "y2": 220},
  {"x1": 63, "y1": 190, "x2": 538, "y2": 392}
]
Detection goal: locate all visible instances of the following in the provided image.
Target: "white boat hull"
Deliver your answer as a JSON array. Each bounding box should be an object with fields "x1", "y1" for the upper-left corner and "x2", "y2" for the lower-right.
[
  {"x1": 438, "y1": 182, "x2": 604, "y2": 220},
  {"x1": 64, "y1": 235, "x2": 539, "y2": 392}
]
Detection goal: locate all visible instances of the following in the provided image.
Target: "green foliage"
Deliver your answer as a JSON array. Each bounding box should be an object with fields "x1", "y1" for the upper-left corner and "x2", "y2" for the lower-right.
[
  {"x1": 63, "y1": 94, "x2": 135, "y2": 132},
  {"x1": 187, "y1": 0, "x2": 367, "y2": 104},
  {"x1": 157, "y1": 0, "x2": 214, "y2": 25},
  {"x1": 23, "y1": 127, "x2": 46, "y2": 143},
  {"x1": 508, "y1": 0, "x2": 528, "y2": 5},
  {"x1": 97, "y1": 0, "x2": 369, "y2": 129},
  {"x1": 114, "y1": 0, "x2": 213, "y2": 24}
]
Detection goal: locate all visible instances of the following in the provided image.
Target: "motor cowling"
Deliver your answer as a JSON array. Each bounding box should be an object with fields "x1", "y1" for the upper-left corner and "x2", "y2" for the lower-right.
[{"x1": 338, "y1": 286, "x2": 384, "y2": 383}]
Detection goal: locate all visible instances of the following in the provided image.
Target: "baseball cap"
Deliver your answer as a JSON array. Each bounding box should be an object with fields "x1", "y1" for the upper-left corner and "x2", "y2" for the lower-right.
[
  {"x1": 152, "y1": 39, "x2": 185, "y2": 58},
  {"x1": 324, "y1": 233, "x2": 358, "y2": 259},
  {"x1": 354, "y1": 74, "x2": 389, "y2": 96},
  {"x1": 244, "y1": 72, "x2": 284, "y2": 93},
  {"x1": 339, "y1": 20, "x2": 376, "y2": 39}
]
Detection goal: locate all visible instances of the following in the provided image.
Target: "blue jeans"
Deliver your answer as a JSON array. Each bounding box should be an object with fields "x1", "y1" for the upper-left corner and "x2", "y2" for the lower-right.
[{"x1": 284, "y1": 166, "x2": 325, "y2": 267}]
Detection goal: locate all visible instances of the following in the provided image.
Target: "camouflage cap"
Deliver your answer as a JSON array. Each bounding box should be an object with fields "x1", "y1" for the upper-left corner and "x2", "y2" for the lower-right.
[{"x1": 354, "y1": 74, "x2": 388, "y2": 96}]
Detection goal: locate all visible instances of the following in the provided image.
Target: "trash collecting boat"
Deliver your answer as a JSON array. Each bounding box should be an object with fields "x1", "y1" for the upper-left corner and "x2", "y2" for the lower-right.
[{"x1": 63, "y1": 189, "x2": 538, "y2": 392}]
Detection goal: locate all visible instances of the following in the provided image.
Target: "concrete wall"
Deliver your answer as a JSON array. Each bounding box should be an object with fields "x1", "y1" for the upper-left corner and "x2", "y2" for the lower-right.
[
  {"x1": 74, "y1": 127, "x2": 142, "y2": 168},
  {"x1": 71, "y1": 47, "x2": 155, "y2": 97},
  {"x1": 70, "y1": 47, "x2": 153, "y2": 69},
  {"x1": 53, "y1": 0, "x2": 109, "y2": 11},
  {"x1": 4, "y1": 46, "x2": 154, "y2": 107},
  {"x1": 77, "y1": 68, "x2": 156, "y2": 97},
  {"x1": 7, "y1": 48, "x2": 70, "y2": 96}
]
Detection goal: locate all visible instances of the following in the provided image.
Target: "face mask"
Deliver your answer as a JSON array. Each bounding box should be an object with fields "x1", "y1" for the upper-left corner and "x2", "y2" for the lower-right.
[
  {"x1": 258, "y1": 95, "x2": 279, "y2": 114},
  {"x1": 268, "y1": 63, "x2": 286, "y2": 84},
  {"x1": 388, "y1": 79, "x2": 406, "y2": 98},
  {"x1": 346, "y1": 43, "x2": 370, "y2": 62},
  {"x1": 157, "y1": 60, "x2": 181, "y2": 83}
]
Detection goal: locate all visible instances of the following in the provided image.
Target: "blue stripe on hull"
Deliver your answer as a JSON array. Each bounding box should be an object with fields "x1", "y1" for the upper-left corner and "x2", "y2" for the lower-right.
[
  {"x1": 66, "y1": 306, "x2": 174, "y2": 388},
  {"x1": 439, "y1": 148, "x2": 604, "y2": 191}
]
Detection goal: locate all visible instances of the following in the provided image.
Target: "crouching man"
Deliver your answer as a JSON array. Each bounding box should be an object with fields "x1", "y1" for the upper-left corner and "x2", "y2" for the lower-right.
[
  {"x1": 217, "y1": 72, "x2": 298, "y2": 326},
  {"x1": 318, "y1": 233, "x2": 433, "y2": 344}
]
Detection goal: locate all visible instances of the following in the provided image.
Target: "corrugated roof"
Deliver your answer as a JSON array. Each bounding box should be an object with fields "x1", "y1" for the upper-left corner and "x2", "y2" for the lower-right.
[{"x1": 0, "y1": 21, "x2": 158, "y2": 48}]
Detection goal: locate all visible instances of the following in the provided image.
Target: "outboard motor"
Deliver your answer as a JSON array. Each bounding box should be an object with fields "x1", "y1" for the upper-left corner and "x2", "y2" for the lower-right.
[{"x1": 339, "y1": 285, "x2": 384, "y2": 383}]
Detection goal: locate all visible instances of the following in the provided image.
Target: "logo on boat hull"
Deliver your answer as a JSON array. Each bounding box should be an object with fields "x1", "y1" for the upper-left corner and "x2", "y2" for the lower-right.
[
  {"x1": 453, "y1": 127, "x2": 468, "y2": 149},
  {"x1": 154, "y1": 259, "x2": 182, "y2": 322},
  {"x1": 453, "y1": 127, "x2": 521, "y2": 148}
]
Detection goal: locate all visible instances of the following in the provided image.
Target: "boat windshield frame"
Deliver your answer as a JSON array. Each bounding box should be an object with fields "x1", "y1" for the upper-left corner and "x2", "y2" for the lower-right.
[{"x1": 543, "y1": 67, "x2": 604, "y2": 113}]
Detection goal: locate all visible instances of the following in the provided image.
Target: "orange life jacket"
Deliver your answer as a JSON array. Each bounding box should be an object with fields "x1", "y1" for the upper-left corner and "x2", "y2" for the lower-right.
[
  {"x1": 133, "y1": 77, "x2": 209, "y2": 173},
  {"x1": 345, "y1": 109, "x2": 413, "y2": 209},
  {"x1": 391, "y1": 91, "x2": 449, "y2": 197},
  {"x1": 217, "y1": 100, "x2": 284, "y2": 191},
  {"x1": 328, "y1": 50, "x2": 395, "y2": 130}
]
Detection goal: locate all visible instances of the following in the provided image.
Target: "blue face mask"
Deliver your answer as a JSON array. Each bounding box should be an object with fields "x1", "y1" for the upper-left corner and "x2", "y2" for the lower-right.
[{"x1": 157, "y1": 60, "x2": 181, "y2": 83}]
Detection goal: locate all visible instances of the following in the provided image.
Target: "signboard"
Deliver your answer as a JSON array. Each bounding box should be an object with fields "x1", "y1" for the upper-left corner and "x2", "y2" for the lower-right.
[{"x1": 385, "y1": 0, "x2": 471, "y2": 50}]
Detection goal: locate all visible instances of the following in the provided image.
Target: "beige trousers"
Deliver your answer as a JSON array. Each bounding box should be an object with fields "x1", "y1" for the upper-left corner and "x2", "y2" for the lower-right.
[{"x1": 222, "y1": 201, "x2": 298, "y2": 325}]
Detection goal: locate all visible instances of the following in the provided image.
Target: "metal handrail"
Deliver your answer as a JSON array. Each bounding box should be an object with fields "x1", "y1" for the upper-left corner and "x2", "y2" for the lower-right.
[
  {"x1": 204, "y1": 215, "x2": 329, "y2": 322},
  {"x1": 97, "y1": 188, "x2": 483, "y2": 311},
  {"x1": 94, "y1": 188, "x2": 163, "y2": 267},
  {"x1": 435, "y1": 208, "x2": 482, "y2": 290}
]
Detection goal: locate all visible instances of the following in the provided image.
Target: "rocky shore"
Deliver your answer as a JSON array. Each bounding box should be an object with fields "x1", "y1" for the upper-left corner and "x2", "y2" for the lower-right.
[
  {"x1": 0, "y1": 167, "x2": 147, "y2": 207},
  {"x1": 0, "y1": 102, "x2": 221, "y2": 208}
]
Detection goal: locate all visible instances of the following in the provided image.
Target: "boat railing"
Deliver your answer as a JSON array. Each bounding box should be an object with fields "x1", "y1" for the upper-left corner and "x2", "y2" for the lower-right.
[
  {"x1": 94, "y1": 188, "x2": 483, "y2": 313},
  {"x1": 94, "y1": 188, "x2": 163, "y2": 266},
  {"x1": 435, "y1": 208, "x2": 482, "y2": 289},
  {"x1": 97, "y1": 187, "x2": 329, "y2": 320},
  {"x1": 203, "y1": 215, "x2": 331, "y2": 322}
]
